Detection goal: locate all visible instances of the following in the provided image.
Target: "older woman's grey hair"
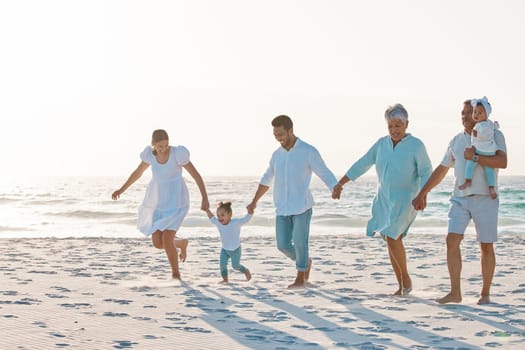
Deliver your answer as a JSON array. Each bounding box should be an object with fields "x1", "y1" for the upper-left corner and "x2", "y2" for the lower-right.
[{"x1": 384, "y1": 104, "x2": 408, "y2": 122}]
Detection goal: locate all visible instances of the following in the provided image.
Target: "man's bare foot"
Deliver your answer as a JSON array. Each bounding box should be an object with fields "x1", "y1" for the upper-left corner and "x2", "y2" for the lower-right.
[
  {"x1": 172, "y1": 273, "x2": 181, "y2": 280},
  {"x1": 287, "y1": 280, "x2": 306, "y2": 289},
  {"x1": 477, "y1": 295, "x2": 491, "y2": 305},
  {"x1": 244, "y1": 269, "x2": 252, "y2": 281},
  {"x1": 179, "y1": 239, "x2": 188, "y2": 262},
  {"x1": 458, "y1": 179, "x2": 472, "y2": 190},
  {"x1": 437, "y1": 292, "x2": 462, "y2": 304},
  {"x1": 489, "y1": 187, "x2": 498, "y2": 200},
  {"x1": 305, "y1": 258, "x2": 312, "y2": 282}
]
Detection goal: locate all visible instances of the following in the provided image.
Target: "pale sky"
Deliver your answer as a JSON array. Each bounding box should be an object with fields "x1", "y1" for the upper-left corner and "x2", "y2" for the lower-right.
[{"x1": 1, "y1": 0, "x2": 524, "y2": 178}]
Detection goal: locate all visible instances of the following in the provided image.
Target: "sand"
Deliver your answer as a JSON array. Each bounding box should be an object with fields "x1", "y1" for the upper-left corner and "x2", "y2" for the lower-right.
[{"x1": 1, "y1": 233, "x2": 524, "y2": 349}]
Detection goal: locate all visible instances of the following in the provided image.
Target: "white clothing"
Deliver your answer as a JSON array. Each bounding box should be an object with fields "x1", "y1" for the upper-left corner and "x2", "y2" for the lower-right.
[
  {"x1": 210, "y1": 214, "x2": 252, "y2": 251},
  {"x1": 260, "y1": 138, "x2": 338, "y2": 216},
  {"x1": 441, "y1": 130, "x2": 506, "y2": 197},
  {"x1": 472, "y1": 120, "x2": 497, "y2": 153},
  {"x1": 137, "y1": 145, "x2": 190, "y2": 236}
]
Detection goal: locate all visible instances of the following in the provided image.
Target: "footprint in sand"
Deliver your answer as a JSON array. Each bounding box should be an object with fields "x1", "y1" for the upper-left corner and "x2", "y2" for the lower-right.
[{"x1": 112, "y1": 340, "x2": 139, "y2": 349}]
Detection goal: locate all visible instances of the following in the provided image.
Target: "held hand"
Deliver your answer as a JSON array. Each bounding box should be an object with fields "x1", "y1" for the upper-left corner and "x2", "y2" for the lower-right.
[
  {"x1": 201, "y1": 198, "x2": 210, "y2": 211},
  {"x1": 412, "y1": 193, "x2": 427, "y2": 211},
  {"x1": 331, "y1": 183, "x2": 343, "y2": 200},
  {"x1": 246, "y1": 201, "x2": 256, "y2": 214},
  {"x1": 464, "y1": 146, "x2": 477, "y2": 161},
  {"x1": 111, "y1": 190, "x2": 123, "y2": 200}
]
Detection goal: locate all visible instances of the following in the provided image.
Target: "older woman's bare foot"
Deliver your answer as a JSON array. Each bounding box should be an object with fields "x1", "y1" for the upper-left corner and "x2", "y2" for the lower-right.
[
  {"x1": 178, "y1": 239, "x2": 188, "y2": 262},
  {"x1": 477, "y1": 295, "x2": 491, "y2": 305},
  {"x1": 437, "y1": 292, "x2": 462, "y2": 304}
]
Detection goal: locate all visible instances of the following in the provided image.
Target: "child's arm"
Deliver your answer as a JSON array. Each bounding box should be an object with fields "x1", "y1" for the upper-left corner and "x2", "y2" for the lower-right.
[{"x1": 205, "y1": 208, "x2": 214, "y2": 219}]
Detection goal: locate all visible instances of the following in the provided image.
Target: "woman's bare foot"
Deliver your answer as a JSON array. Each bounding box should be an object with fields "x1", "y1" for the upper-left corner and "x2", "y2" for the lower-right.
[
  {"x1": 458, "y1": 179, "x2": 472, "y2": 190},
  {"x1": 489, "y1": 187, "x2": 498, "y2": 200},
  {"x1": 178, "y1": 239, "x2": 188, "y2": 262},
  {"x1": 244, "y1": 269, "x2": 252, "y2": 281},
  {"x1": 477, "y1": 295, "x2": 491, "y2": 305},
  {"x1": 437, "y1": 292, "x2": 462, "y2": 304}
]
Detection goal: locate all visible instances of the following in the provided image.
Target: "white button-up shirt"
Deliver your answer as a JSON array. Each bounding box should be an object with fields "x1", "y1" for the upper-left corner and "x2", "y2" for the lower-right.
[{"x1": 260, "y1": 138, "x2": 338, "y2": 216}]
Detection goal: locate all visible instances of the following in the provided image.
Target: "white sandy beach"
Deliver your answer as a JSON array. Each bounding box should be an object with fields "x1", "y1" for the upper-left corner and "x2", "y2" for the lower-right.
[{"x1": 1, "y1": 233, "x2": 524, "y2": 349}]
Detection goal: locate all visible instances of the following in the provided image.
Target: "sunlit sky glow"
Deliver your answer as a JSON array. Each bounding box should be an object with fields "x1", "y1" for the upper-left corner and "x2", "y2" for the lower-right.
[{"x1": 1, "y1": 0, "x2": 524, "y2": 179}]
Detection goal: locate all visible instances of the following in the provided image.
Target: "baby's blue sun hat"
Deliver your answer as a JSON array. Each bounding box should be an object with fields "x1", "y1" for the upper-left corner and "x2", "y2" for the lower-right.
[{"x1": 471, "y1": 96, "x2": 492, "y2": 116}]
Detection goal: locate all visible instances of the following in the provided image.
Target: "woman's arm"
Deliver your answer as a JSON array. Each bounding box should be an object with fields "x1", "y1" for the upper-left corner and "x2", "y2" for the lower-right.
[
  {"x1": 183, "y1": 161, "x2": 210, "y2": 211},
  {"x1": 112, "y1": 161, "x2": 149, "y2": 200}
]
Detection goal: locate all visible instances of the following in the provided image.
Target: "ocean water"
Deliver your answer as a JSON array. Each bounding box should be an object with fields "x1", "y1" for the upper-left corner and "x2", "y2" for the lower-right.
[{"x1": 0, "y1": 175, "x2": 523, "y2": 239}]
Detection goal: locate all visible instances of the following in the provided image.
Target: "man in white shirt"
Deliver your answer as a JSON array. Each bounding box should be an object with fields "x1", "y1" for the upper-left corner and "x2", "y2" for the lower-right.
[
  {"x1": 247, "y1": 115, "x2": 342, "y2": 289},
  {"x1": 412, "y1": 100, "x2": 507, "y2": 305}
]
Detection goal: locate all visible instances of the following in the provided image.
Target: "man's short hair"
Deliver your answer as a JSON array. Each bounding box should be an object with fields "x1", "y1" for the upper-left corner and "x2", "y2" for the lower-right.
[{"x1": 272, "y1": 115, "x2": 293, "y2": 130}]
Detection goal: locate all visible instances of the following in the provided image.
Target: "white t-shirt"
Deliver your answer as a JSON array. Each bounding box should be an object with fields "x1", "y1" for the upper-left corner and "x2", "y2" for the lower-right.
[
  {"x1": 210, "y1": 214, "x2": 252, "y2": 251},
  {"x1": 472, "y1": 120, "x2": 497, "y2": 153},
  {"x1": 441, "y1": 130, "x2": 507, "y2": 197}
]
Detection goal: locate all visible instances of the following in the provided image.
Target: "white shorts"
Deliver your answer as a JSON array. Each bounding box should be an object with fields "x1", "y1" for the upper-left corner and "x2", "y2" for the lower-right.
[{"x1": 447, "y1": 195, "x2": 499, "y2": 243}]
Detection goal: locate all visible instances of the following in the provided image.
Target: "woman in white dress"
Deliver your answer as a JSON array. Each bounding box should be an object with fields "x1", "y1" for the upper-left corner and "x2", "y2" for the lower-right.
[{"x1": 112, "y1": 129, "x2": 209, "y2": 279}]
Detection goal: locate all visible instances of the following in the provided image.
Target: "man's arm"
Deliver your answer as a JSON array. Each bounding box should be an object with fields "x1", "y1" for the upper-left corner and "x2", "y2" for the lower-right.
[
  {"x1": 247, "y1": 184, "x2": 270, "y2": 213},
  {"x1": 412, "y1": 165, "x2": 449, "y2": 211},
  {"x1": 464, "y1": 148, "x2": 507, "y2": 169}
]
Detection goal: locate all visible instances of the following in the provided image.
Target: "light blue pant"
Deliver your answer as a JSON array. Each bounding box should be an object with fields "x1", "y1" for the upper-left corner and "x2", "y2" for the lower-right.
[
  {"x1": 464, "y1": 149, "x2": 496, "y2": 186},
  {"x1": 275, "y1": 208, "x2": 312, "y2": 271},
  {"x1": 220, "y1": 246, "x2": 247, "y2": 278}
]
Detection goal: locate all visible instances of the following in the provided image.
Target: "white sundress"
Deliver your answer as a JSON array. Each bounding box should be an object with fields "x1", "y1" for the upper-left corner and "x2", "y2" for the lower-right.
[{"x1": 137, "y1": 145, "x2": 190, "y2": 236}]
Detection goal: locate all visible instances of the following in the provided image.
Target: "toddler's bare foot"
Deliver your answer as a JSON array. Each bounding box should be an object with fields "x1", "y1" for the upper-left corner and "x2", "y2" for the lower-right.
[
  {"x1": 477, "y1": 295, "x2": 491, "y2": 305},
  {"x1": 244, "y1": 269, "x2": 252, "y2": 281},
  {"x1": 458, "y1": 179, "x2": 472, "y2": 190},
  {"x1": 219, "y1": 279, "x2": 228, "y2": 284},
  {"x1": 489, "y1": 187, "x2": 498, "y2": 200},
  {"x1": 437, "y1": 292, "x2": 462, "y2": 304}
]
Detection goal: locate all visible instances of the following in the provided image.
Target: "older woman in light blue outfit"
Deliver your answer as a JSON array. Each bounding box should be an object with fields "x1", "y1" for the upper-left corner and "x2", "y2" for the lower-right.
[{"x1": 333, "y1": 104, "x2": 432, "y2": 296}]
